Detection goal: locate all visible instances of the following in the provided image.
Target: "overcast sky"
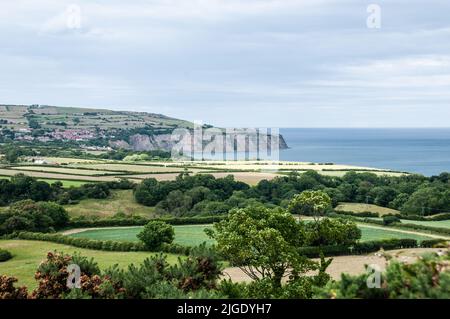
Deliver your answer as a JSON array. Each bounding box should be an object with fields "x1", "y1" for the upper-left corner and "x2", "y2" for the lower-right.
[{"x1": 1, "y1": 0, "x2": 450, "y2": 127}]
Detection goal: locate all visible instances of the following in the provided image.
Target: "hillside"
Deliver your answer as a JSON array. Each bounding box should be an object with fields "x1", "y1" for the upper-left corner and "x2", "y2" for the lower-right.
[{"x1": 0, "y1": 104, "x2": 288, "y2": 152}]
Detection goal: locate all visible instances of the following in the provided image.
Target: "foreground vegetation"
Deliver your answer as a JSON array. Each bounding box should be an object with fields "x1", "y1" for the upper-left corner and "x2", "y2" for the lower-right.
[
  {"x1": 0, "y1": 146, "x2": 449, "y2": 299},
  {"x1": 0, "y1": 240, "x2": 180, "y2": 289}
]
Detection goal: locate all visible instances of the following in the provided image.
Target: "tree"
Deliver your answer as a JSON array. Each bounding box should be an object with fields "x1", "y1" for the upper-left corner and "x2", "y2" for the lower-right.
[
  {"x1": 39, "y1": 202, "x2": 69, "y2": 228},
  {"x1": 401, "y1": 186, "x2": 450, "y2": 215},
  {"x1": 288, "y1": 190, "x2": 332, "y2": 221},
  {"x1": 4, "y1": 148, "x2": 20, "y2": 163},
  {"x1": 137, "y1": 221, "x2": 175, "y2": 250},
  {"x1": 207, "y1": 206, "x2": 328, "y2": 288},
  {"x1": 305, "y1": 218, "x2": 361, "y2": 246}
]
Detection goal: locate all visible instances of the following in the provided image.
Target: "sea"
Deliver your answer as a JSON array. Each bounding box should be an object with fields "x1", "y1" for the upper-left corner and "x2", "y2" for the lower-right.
[{"x1": 279, "y1": 128, "x2": 450, "y2": 176}]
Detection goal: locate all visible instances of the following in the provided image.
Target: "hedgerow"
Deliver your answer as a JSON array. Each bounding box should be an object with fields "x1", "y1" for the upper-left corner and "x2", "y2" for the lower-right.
[
  {"x1": 298, "y1": 238, "x2": 418, "y2": 258},
  {"x1": 420, "y1": 239, "x2": 449, "y2": 248},
  {"x1": 332, "y1": 210, "x2": 379, "y2": 218},
  {"x1": 67, "y1": 215, "x2": 226, "y2": 228},
  {"x1": 14, "y1": 231, "x2": 191, "y2": 255}
]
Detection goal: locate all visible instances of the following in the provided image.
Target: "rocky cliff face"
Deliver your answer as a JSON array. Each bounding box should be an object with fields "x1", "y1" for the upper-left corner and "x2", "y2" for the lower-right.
[{"x1": 110, "y1": 132, "x2": 289, "y2": 152}]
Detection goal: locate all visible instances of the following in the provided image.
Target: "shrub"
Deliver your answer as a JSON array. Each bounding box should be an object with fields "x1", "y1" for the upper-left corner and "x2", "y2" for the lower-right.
[
  {"x1": 333, "y1": 210, "x2": 379, "y2": 218},
  {"x1": 0, "y1": 275, "x2": 28, "y2": 299},
  {"x1": 298, "y1": 239, "x2": 418, "y2": 258},
  {"x1": 0, "y1": 249, "x2": 13, "y2": 262},
  {"x1": 383, "y1": 215, "x2": 401, "y2": 225},
  {"x1": 421, "y1": 239, "x2": 449, "y2": 248},
  {"x1": 137, "y1": 221, "x2": 175, "y2": 250}
]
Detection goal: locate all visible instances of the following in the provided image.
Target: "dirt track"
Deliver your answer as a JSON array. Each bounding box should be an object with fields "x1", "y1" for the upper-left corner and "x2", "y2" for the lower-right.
[{"x1": 222, "y1": 248, "x2": 448, "y2": 282}]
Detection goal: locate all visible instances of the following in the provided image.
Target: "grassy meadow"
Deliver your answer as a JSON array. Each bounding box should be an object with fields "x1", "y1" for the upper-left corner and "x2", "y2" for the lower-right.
[
  {"x1": 0, "y1": 240, "x2": 180, "y2": 289},
  {"x1": 69, "y1": 224, "x2": 215, "y2": 246},
  {"x1": 335, "y1": 202, "x2": 400, "y2": 216},
  {"x1": 64, "y1": 190, "x2": 155, "y2": 218},
  {"x1": 67, "y1": 223, "x2": 436, "y2": 244}
]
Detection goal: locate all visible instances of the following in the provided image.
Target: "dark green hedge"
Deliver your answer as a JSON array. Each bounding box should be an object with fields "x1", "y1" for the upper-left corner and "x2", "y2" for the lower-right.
[
  {"x1": 399, "y1": 213, "x2": 450, "y2": 221},
  {"x1": 15, "y1": 232, "x2": 191, "y2": 255},
  {"x1": 67, "y1": 215, "x2": 226, "y2": 228},
  {"x1": 298, "y1": 239, "x2": 418, "y2": 258},
  {"x1": 0, "y1": 249, "x2": 12, "y2": 262},
  {"x1": 391, "y1": 223, "x2": 450, "y2": 236},
  {"x1": 420, "y1": 239, "x2": 448, "y2": 248},
  {"x1": 427, "y1": 213, "x2": 450, "y2": 221},
  {"x1": 332, "y1": 210, "x2": 379, "y2": 218}
]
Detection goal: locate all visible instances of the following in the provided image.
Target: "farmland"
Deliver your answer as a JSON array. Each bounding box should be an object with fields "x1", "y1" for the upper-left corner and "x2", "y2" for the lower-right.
[
  {"x1": 399, "y1": 219, "x2": 450, "y2": 229},
  {"x1": 0, "y1": 156, "x2": 403, "y2": 187},
  {"x1": 66, "y1": 223, "x2": 436, "y2": 244},
  {"x1": 335, "y1": 203, "x2": 400, "y2": 216},
  {"x1": 0, "y1": 240, "x2": 180, "y2": 289},
  {"x1": 68, "y1": 224, "x2": 215, "y2": 246},
  {"x1": 64, "y1": 190, "x2": 156, "y2": 218}
]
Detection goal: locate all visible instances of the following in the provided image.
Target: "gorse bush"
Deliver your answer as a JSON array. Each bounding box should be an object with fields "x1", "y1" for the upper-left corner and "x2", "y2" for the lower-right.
[
  {"x1": 0, "y1": 246, "x2": 223, "y2": 299},
  {"x1": 0, "y1": 275, "x2": 28, "y2": 299}
]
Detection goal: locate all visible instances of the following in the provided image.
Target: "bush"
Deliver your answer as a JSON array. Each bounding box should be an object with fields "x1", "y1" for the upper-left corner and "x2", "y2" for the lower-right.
[
  {"x1": 427, "y1": 213, "x2": 450, "y2": 221},
  {"x1": 333, "y1": 210, "x2": 379, "y2": 218},
  {"x1": 0, "y1": 275, "x2": 28, "y2": 299},
  {"x1": 298, "y1": 239, "x2": 418, "y2": 258},
  {"x1": 383, "y1": 215, "x2": 401, "y2": 225},
  {"x1": 13, "y1": 231, "x2": 189, "y2": 254},
  {"x1": 0, "y1": 249, "x2": 13, "y2": 262},
  {"x1": 67, "y1": 215, "x2": 226, "y2": 228},
  {"x1": 137, "y1": 221, "x2": 175, "y2": 250},
  {"x1": 420, "y1": 239, "x2": 449, "y2": 248}
]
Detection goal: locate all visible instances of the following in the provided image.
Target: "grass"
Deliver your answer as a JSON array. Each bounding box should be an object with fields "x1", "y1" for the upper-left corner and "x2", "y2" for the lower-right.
[
  {"x1": 335, "y1": 202, "x2": 400, "y2": 216},
  {"x1": 68, "y1": 223, "x2": 434, "y2": 245},
  {"x1": 64, "y1": 189, "x2": 155, "y2": 218},
  {"x1": 11, "y1": 166, "x2": 122, "y2": 176},
  {"x1": 0, "y1": 240, "x2": 180, "y2": 289},
  {"x1": 0, "y1": 175, "x2": 89, "y2": 188},
  {"x1": 69, "y1": 225, "x2": 215, "y2": 246},
  {"x1": 358, "y1": 225, "x2": 434, "y2": 241},
  {"x1": 399, "y1": 219, "x2": 450, "y2": 229},
  {"x1": 70, "y1": 163, "x2": 190, "y2": 173}
]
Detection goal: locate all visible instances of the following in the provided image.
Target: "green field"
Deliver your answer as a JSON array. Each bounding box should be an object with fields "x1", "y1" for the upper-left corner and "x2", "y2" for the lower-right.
[
  {"x1": 335, "y1": 202, "x2": 400, "y2": 216},
  {"x1": 64, "y1": 189, "x2": 156, "y2": 218},
  {"x1": 399, "y1": 219, "x2": 450, "y2": 229},
  {"x1": 358, "y1": 225, "x2": 434, "y2": 241},
  {"x1": 70, "y1": 224, "x2": 214, "y2": 246},
  {"x1": 0, "y1": 175, "x2": 89, "y2": 188},
  {"x1": 0, "y1": 240, "x2": 180, "y2": 289},
  {"x1": 68, "y1": 224, "x2": 434, "y2": 245}
]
